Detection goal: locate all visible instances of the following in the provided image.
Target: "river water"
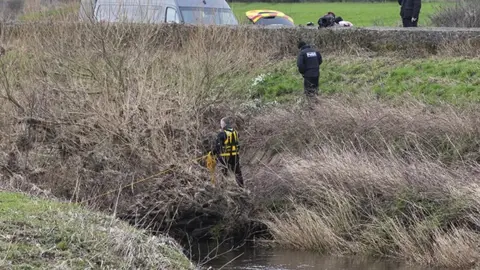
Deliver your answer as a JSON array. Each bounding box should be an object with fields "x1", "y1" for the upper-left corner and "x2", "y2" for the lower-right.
[{"x1": 191, "y1": 243, "x2": 433, "y2": 270}]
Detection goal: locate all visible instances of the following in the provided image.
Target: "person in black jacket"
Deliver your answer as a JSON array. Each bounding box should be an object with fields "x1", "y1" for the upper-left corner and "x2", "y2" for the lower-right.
[
  {"x1": 296, "y1": 41, "x2": 323, "y2": 97},
  {"x1": 398, "y1": 0, "x2": 421, "y2": 27},
  {"x1": 212, "y1": 117, "x2": 244, "y2": 188},
  {"x1": 318, "y1": 12, "x2": 336, "y2": 28}
]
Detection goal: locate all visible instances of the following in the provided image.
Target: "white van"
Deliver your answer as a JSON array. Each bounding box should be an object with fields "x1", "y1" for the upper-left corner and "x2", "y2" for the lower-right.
[{"x1": 79, "y1": 0, "x2": 238, "y2": 25}]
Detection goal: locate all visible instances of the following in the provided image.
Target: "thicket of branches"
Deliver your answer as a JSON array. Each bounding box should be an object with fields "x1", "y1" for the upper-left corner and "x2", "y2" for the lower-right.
[{"x1": 430, "y1": 0, "x2": 480, "y2": 27}]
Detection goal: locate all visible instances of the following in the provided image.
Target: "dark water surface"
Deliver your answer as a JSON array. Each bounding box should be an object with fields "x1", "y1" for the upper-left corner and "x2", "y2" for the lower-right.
[{"x1": 192, "y1": 244, "x2": 433, "y2": 270}]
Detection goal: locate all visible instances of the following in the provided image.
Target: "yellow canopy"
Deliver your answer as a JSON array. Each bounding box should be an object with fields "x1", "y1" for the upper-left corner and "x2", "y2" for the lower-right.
[{"x1": 245, "y1": 9, "x2": 294, "y2": 24}]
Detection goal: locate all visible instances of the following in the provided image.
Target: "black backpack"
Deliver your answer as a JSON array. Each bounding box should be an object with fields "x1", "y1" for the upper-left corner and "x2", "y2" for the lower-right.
[{"x1": 318, "y1": 13, "x2": 336, "y2": 28}]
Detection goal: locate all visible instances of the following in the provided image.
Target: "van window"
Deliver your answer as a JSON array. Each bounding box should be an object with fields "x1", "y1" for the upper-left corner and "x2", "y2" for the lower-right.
[
  {"x1": 179, "y1": 7, "x2": 237, "y2": 25},
  {"x1": 165, "y1": 7, "x2": 180, "y2": 23},
  {"x1": 95, "y1": 4, "x2": 163, "y2": 23}
]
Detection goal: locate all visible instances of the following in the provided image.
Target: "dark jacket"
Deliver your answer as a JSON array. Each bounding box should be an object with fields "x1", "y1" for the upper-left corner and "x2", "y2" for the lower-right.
[
  {"x1": 297, "y1": 45, "x2": 323, "y2": 77},
  {"x1": 399, "y1": 0, "x2": 421, "y2": 19},
  {"x1": 318, "y1": 13, "x2": 335, "y2": 28},
  {"x1": 213, "y1": 127, "x2": 239, "y2": 156}
]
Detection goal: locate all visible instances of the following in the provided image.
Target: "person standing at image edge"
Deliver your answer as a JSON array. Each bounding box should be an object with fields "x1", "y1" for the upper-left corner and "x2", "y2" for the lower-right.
[
  {"x1": 296, "y1": 41, "x2": 323, "y2": 97},
  {"x1": 399, "y1": 0, "x2": 422, "y2": 27}
]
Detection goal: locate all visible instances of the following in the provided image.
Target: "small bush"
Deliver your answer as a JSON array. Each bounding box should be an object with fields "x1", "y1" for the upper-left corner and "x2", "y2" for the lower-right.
[{"x1": 430, "y1": 0, "x2": 480, "y2": 28}]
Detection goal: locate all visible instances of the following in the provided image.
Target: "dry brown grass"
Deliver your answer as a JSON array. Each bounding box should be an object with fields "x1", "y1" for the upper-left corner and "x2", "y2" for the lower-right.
[
  {"x1": 0, "y1": 22, "x2": 271, "y2": 245},
  {"x1": 257, "y1": 144, "x2": 480, "y2": 267},
  {"x1": 22, "y1": 0, "x2": 44, "y2": 14},
  {"x1": 0, "y1": 22, "x2": 265, "y2": 198},
  {"x1": 1, "y1": 20, "x2": 480, "y2": 268},
  {"x1": 243, "y1": 96, "x2": 480, "y2": 166},
  {"x1": 245, "y1": 99, "x2": 480, "y2": 268}
]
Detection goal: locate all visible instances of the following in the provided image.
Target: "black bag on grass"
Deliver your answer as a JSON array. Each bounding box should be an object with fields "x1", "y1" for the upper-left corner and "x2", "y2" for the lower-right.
[{"x1": 318, "y1": 12, "x2": 336, "y2": 28}]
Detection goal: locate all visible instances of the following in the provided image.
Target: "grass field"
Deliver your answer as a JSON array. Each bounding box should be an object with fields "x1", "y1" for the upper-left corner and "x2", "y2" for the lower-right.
[{"x1": 231, "y1": 2, "x2": 442, "y2": 27}]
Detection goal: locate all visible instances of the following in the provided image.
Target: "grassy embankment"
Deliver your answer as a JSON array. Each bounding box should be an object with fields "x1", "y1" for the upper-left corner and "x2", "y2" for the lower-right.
[
  {"x1": 0, "y1": 192, "x2": 193, "y2": 269},
  {"x1": 231, "y1": 2, "x2": 441, "y2": 26},
  {"x1": 250, "y1": 57, "x2": 480, "y2": 105},
  {"x1": 1, "y1": 9, "x2": 480, "y2": 270}
]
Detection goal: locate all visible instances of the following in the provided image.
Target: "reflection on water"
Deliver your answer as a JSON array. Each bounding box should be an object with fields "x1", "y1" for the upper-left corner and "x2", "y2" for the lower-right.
[{"x1": 192, "y1": 243, "x2": 434, "y2": 270}]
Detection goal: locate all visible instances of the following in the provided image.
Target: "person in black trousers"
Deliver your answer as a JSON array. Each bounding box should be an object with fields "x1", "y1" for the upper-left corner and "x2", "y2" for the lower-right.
[
  {"x1": 399, "y1": 0, "x2": 422, "y2": 27},
  {"x1": 296, "y1": 41, "x2": 323, "y2": 98}
]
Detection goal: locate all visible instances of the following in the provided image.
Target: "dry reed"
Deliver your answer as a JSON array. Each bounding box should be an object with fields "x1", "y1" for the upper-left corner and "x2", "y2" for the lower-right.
[{"x1": 1, "y1": 19, "x2": 480, "y2": 268}]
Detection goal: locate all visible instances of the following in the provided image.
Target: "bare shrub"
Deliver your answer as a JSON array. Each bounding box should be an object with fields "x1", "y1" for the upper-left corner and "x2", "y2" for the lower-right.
[
  {"x1": 430, "y1": 0, "x2": 480, "y2": 28},
  {"x1": 0, "y1": 22, "x2": 270, "y2": 243}
]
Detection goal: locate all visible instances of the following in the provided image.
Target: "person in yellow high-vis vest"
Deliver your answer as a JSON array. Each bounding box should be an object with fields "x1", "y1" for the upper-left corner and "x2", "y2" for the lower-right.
[{"x1": 211, "y1": 117, "x2": 244, "y2": 188}]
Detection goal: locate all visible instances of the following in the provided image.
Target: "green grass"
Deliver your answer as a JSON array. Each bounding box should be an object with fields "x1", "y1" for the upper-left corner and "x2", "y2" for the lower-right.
[
  {"x1": 0, "y1": 192, "x2": 194, "y2": 269},
  {"x1": 231, "y1": 2, "x2": 442, "y2": 27},
  {"x1": 248, "y1": 57, "x2": 480, "y2": 105}
]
